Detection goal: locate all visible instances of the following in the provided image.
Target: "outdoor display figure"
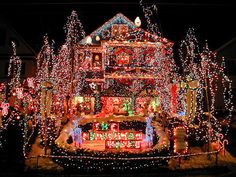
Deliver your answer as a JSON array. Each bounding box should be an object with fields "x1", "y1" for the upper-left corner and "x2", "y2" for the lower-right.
[{"x1": 146, "y1": 116, "x2": 154, "y2": 147}]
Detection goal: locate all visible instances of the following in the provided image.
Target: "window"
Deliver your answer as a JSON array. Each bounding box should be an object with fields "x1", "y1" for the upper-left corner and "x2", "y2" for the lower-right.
[
  {"x1": 111, "y1": 24, "x2": 119, "y2": 37},
  {"x1": 120, "y1": 24, "x2": 128, "y2": 35},
  {"x1": 111, "y1": 24, "x2": 128, "y2": 37},
  {"x1": 92, "y1": 53, "x2": 102, "y2": 69}
]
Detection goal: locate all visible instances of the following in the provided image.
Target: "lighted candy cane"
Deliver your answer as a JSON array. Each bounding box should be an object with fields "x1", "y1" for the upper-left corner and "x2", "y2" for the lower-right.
[
  {"x1": 222, "y1": 139, "x2": 229, "y2": 156},
  {"x1": 16, "y1": 87, "x2": 24, "y2": 99},
  {"x1": 1, "y1": 103, "x2": 9, "y2": 116},
  {"x1": 218, "y1": 133, "x2": 229, "y2": 156},
  {"x1": 212, "y1": 133, "x2": 223, "y2": 151},
  {"x1": 217, "y1": 133, "x2": 224, "y2": 140},
  {"x1": 27, "y1": 77, "x2": 35, "y2": 88}
]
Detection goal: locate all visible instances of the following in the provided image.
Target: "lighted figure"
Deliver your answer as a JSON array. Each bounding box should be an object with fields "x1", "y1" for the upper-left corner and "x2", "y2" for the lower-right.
[
  {"x1": 1, "y1": 102, "x2": 9, "y2": 117},
  {"x1": 145, "y1": 116, "x2": 154, "y2": 147},
  {"x1": 68, "y1": 119, "x2": 83, "y2": 147},
  {"x1": 16, "y1": 87, "x2": 24, "y2": 99},
  {"x1": 74, "y1": 127, "x2": 82, "y2": 147},
  {"x1": 27, "y1": 77, "x2": 35, "y2": 88}
]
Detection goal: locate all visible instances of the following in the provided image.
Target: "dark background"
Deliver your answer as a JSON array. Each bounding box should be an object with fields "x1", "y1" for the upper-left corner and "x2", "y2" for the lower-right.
[
  {"x1": 0, "y1": 0, "x2": 236, "y2": 52},
  {"x1": 0, "y1": 1, "x2": 236, "y2": 175}
]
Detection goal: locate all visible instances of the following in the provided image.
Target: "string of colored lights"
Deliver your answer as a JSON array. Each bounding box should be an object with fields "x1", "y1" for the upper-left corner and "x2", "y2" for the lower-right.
[{"x1": 0, "y1": 9, "x2": 233, "y2": 171}]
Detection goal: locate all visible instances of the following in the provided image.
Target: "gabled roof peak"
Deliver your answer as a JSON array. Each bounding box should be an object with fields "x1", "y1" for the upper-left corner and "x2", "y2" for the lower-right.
[{"x1": 80, "y1": 13, "x2": 137, "y2": 44}]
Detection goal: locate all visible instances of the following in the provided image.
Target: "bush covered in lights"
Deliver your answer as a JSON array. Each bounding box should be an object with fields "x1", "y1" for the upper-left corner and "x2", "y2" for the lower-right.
[{"x1": 51, "y1": 144, "x2": 170, "y2": 172}]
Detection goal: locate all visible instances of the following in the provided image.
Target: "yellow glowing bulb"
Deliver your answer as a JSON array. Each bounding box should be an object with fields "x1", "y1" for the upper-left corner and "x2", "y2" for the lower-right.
[
  {"x1": 96, "y1": 35, "x2": 100, "y2": 41},
  {"x1": 86, "y1": 36, "x2": 92, "y2": 44},
  {"x1": 135, "y1": 16, "x2": 141, "y2": 27}
]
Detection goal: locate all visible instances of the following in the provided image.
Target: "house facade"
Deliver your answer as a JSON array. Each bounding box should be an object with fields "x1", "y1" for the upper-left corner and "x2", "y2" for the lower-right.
[{"x1": 70, "y1": 13, "x2": 175, "y2": 116}]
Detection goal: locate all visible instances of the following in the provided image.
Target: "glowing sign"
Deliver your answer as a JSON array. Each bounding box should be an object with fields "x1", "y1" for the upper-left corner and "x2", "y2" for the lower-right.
[
  {"x1": 82, "y1": 131, "x2": 143, "y2": 141},
  {"x1": 106, "y1": 140, "x2": 141, "y2": 149},
  {"x1": 93, "y1": 122, "x2": 119, "y2": 131},
  {"x1": 82, "y1": 122, "x2": 144, "y2": 149}
]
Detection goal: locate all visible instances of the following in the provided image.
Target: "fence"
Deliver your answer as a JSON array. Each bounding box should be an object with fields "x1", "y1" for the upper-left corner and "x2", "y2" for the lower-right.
[{"x1": 26, "y1": 142, "x2": 226, "y2": 171}]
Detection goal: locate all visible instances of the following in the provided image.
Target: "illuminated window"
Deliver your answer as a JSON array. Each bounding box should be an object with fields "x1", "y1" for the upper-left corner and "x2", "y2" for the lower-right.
[
  {"x1": 112, "y1": 24, "x2": 119, "y2": 37},
  {"x1": 111, "y1": 24, "x2": 128, "y2": 37},
  {"x1": 120, "y1": 24, "x2": 128, "y2": 35},
  {"x1": 92, "y1": 53, "x2": 102, "y2": 68}
]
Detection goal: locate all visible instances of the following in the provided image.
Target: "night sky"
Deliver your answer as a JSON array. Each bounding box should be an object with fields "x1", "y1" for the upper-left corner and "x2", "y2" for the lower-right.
[{"x1": 0, "y1": 0, "x2": 235, "y2": 52}]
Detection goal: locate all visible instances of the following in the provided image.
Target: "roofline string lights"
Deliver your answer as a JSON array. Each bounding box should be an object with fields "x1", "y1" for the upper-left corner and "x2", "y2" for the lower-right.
[{"x1": 0, "y1": 8, "x2": 233, "y2": 171}]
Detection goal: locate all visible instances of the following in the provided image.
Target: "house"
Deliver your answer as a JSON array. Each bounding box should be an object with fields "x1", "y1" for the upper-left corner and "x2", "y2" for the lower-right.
[
  {"x1": 0, "y1": 17, "x2": 36, "y2": 83},
  {"x1": 69, "y1": 13, "x2": 174, "y2": 116},
  {"x1": 215, "y1": 37, "x2": 236, "y2": 110}
]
